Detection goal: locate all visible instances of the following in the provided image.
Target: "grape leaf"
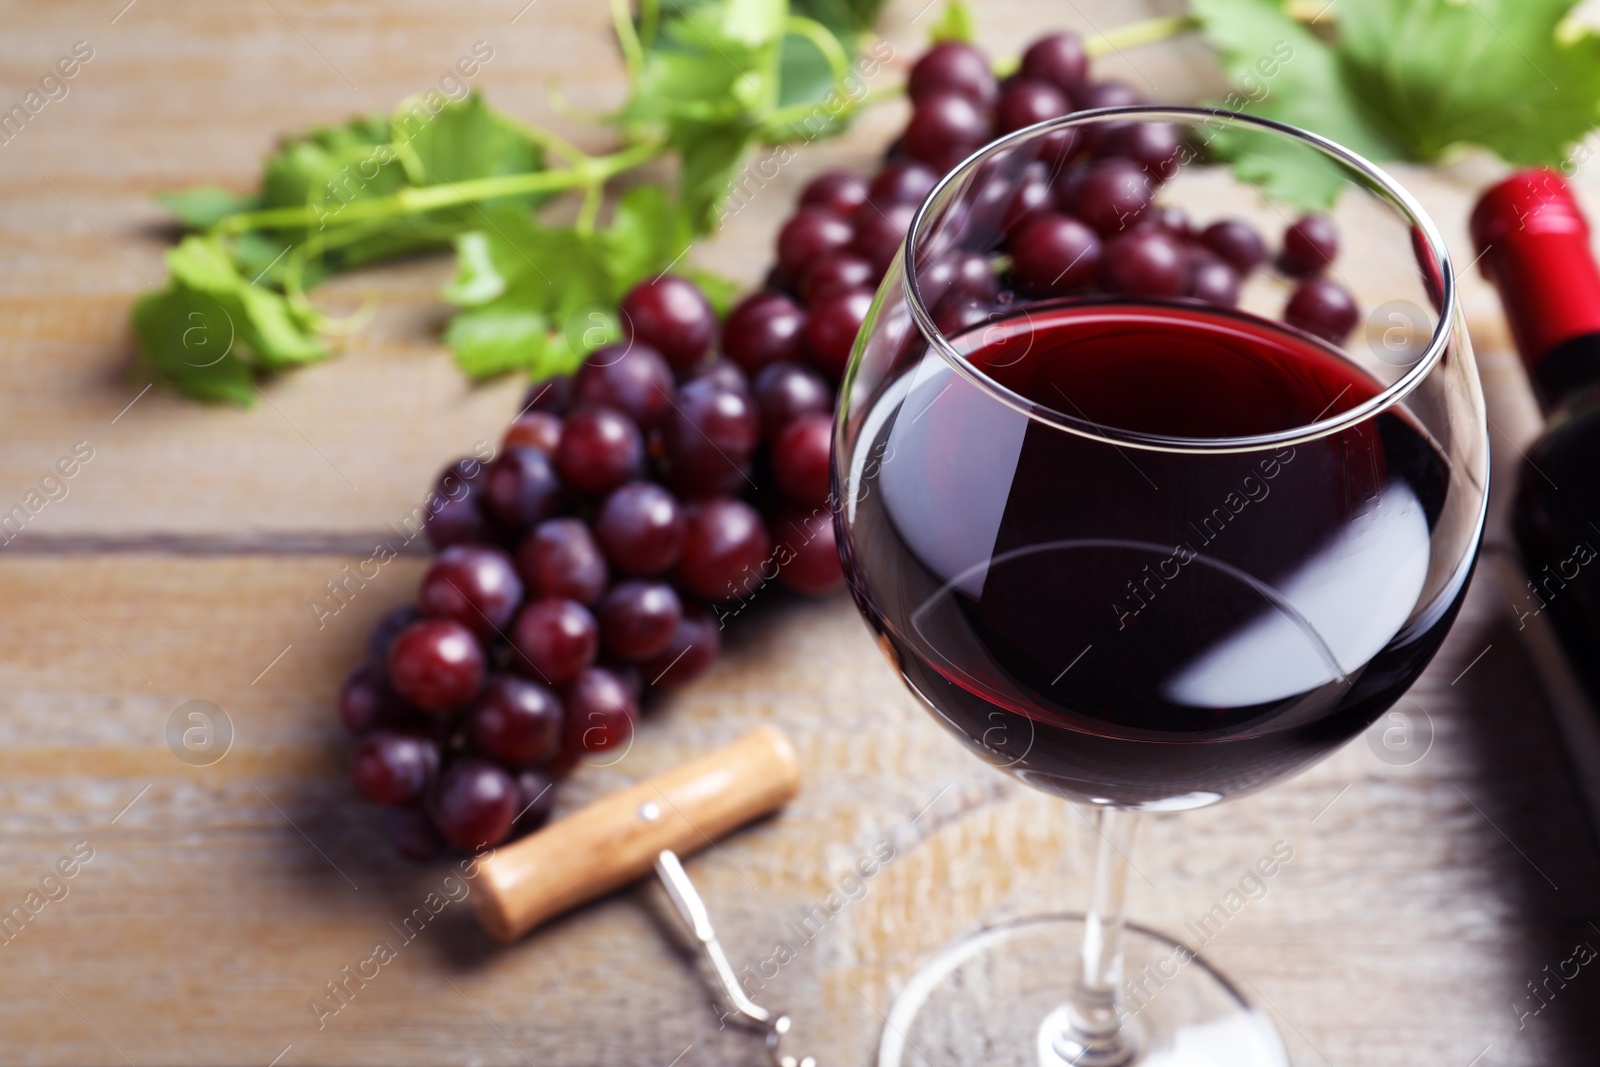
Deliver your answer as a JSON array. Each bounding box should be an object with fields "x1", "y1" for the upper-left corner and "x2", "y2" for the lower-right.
[
  {"x1": 1193, "y1": 0, "x2": 1600, "y2": 206},
  {"x1": 133, "y1": 236, "x2": 326, "y2": 403},
  {"x1": 441, "y1": 190, "x2": 695, "y2": 381},
  {"x1": 1337, "y1": 0, "x2": 1600, "y2": 166}
]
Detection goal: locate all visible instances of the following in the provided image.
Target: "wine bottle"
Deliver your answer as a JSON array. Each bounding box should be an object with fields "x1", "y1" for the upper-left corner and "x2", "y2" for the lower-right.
[{"x1": 1471, "y1": 168, "x2": 1600, "y2": 712}]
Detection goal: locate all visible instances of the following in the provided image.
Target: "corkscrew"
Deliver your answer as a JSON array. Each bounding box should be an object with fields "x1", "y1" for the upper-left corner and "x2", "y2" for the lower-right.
[{"x1": 471, "y1": 726, "x2": 816, "y2": 1066}]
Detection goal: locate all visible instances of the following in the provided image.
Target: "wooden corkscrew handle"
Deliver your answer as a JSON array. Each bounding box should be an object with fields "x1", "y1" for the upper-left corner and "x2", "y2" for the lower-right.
[{"x1": 471, "y1": 726, "x2": 802, "y2": 942}]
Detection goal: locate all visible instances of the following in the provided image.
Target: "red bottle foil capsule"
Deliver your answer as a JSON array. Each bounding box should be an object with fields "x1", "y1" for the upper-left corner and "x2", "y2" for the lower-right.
[{"x1": 1469, "y1": 168, "x2": 1600, "y2": 371}]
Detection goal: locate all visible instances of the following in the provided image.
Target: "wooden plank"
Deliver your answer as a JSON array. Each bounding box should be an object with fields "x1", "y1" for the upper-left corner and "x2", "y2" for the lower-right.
[{"x1": 0, "y1": 555, "x2": 1594, "y2": 1065}]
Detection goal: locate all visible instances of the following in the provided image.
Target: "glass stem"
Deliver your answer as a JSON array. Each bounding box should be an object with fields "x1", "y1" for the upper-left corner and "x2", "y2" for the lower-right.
[{"x1": 1053, "y1": 806, "x2": 1140, "y2": 1066}]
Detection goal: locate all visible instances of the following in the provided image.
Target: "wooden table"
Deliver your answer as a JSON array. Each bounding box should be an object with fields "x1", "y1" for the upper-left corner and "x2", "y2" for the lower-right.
[{"x1": 2, "y1": 2, "x2": 1598, "y2": 1064}]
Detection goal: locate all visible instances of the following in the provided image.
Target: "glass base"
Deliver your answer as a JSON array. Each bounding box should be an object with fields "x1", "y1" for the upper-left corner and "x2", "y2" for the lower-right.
[{"x1": 877, "y1": 914, "x2": 1288, "y2": 1067}]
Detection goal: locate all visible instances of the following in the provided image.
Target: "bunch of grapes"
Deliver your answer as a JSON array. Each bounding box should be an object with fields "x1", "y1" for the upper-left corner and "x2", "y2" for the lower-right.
[
  {"x1": 851, "y1": 35, "x2": 1357, "y2": 341},
  {"x1": 339, "y1": 30, "x2": 1360, "y2": 864},
  {"x1": 338, "y1": 270, "x2": 824, "y2": 861}
]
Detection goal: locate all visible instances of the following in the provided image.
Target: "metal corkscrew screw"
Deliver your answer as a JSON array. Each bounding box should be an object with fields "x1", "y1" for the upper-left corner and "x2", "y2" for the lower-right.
[{"x1": 655, "y1": 849, "x2": 817, "y2": 1067}]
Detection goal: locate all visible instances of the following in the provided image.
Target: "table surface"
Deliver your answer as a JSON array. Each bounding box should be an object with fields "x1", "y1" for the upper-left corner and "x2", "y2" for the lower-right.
[{"x1": 3, "y1": 2, "x2": 1599, "y2": 1065}]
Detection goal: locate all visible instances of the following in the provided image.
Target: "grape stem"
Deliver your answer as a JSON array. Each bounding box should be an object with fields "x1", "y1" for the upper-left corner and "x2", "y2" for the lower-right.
[
  {"x1": 211, "y1": 138, "x2": 664, "y2": 237},
  {"x1": 205, "y1": 11, "x2": 1211, "y2": 293},
  {"x1": 1085, "y1": 14, "x2": 1202, "y2": 58}
]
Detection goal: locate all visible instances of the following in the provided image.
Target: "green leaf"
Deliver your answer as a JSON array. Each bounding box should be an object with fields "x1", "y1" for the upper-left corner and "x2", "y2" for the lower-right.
[
  {"x1": 1336, "y1": 0, "x2": 1600, "y2": 166},
  {"x1": 444, "y1": 307, "x2": 553, "y2": 380},
  {"x1": 595, "y1": 185, "x2": 694, "y2": 290},
  {"x1": 792, "y1": 0, "x2": 887, "y2": 36},
  {"x1": 133, "y1": 287, "x2": 258, "y2": 405},
  {"x1": 155, "y1": 186, "x2": 261, "y2": 230},
  {"x1": 133, "y1": 236, "x2": 328, "y2": 403},
  {"x1": 1193, "y1": 0, "x2": 1600, "y2": 207},
  {"x1": 395, "y1": 92, "x2": 545, "y2": 196},
  {"x1": 442, "y1": 231, "x2": 509, "y2": 306},
  {"x1": 927, "y1": 2, "x2": 975, "y2": 44}
]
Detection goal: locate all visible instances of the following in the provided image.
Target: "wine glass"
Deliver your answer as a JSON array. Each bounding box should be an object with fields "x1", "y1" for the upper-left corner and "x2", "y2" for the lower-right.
[{"x1": 831, "y1": 107, "x2": 1487, "y2": 1066}]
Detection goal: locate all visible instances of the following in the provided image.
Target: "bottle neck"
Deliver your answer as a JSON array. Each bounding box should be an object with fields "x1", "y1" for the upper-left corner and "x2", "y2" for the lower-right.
[{"x1": 1470, "y1": 169, "x2": 1600, "y2": 414}]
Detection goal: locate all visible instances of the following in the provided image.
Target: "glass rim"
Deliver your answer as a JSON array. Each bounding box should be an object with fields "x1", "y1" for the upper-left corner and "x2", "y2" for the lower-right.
[{"x1": 901, "y1": 105, "x2": 1459, "y2": 455}]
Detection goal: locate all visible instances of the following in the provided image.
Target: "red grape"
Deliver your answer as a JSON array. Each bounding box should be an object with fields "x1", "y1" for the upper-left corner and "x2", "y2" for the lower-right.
[
  {"x1": 503, "y1": 411, "x2": 562, "y2": 453},
  {"x1": 556, "y1": 405, "x2": 644, "y2": 495},
  {"x1": 920, "y1": 252, "x2": 1000, "y2": 308},
  {"x1": 1009, "y1": 213, "x2": 1101, "y2": 296},
  {"x1": 1200, "y1": 218, "x2": 1267, "y2": 273},
  {"x1": 1062, "y1": 158, "x2": 1153, "y2": 234},
  {"x1": 908, "y1": 41, "x2": 998, "y2": 106},
  {"x1": 619, "y1": 275, "x2": 716, "y2": 370},
  {"x1": 1186, "y1": 252, "x2": 1241, "y2": 307},
  {"x1": 903, "y1": 91, "x2": 990, "y2": 173},
  {"x1": 573, "y1": 343, "x2": 675, "y2": 430},
  {"x1": 437, "y1": 456, "x2": 489, "y2": 496},
  {"x1": 849, "y1": 201, "x2": 915, "y2": 273},
  {"x1": 932, "y1": 293, "x2": 995, "y2": 336},
  {"x1": 351, "y1": 731, "x2": 440, "y2": 806},
  {"x1": 484, "y1": 446, "x2": 563, "y2": 529},
  {"x1": 722, "y1": 290, "x2": 805, "y2": 374},
  {"x1": 418, "y1": 544, "x2": 524, "y2": 639},
  {"x1": 770, "y1": 505, "x2": 844, "y2": 595},
  {"x1": 369, "y1": 605, "x2": 422, "y2": 662},
  {"x1": 467, "y1": 675, "x2": 563, "y2": 767},
  {"x1": 801, "y1": 252, "x2": 877, "y2": 304},
  {"x1": 641, "y1": 604, "x2": 720, "y2": 689},
  {"x1": 1284, "y1": 277, "x2": 1359, "y2": 343},
  {"x1": 339, "y1": 662, "x2": 394, "y2": 736},
  {"x1": 598, "y1": 580, "x2": 683, "y2": 661},
  {"x1": 996, "y1": 79, "x2": 1072, "y2": 135},
  {"x1": 511, "y1": 598, "x2": 599, "y2": 685},
  {"x1": 1076, "y1": 81, "x2": 1144, "y2": 154},
  {"x1": 387, "y1": 618, "x2": 485, "y2": 712},
  {"x1": 562, "y1": 667, "x2": 638, "y2": 754},
  {"x1": 773, "y1": 414, "x2": 834, "y2": 507},
  {"x1": 1076, "y1": 80, "x2": 1143, "y2": 109},
  {"x1": 424, "y1": 494, "x2": 490, "y2": 550},
  {"x1": 868, "y1": 161, "x2": 938, "y2": 207},
  {"x1": 1020, "y1": 32, "x2": 1089, "y2": 93},
  {"x1": 1107, "y1": 122, "x2": 1182, "y2": 181},
  {"x1": 385, "y1": 807, "x2": 447, "y2": 862},
  {"x1": 682, "y1": 358, "x2": 750, "y2": 395},
  {"x1": 522, "y1": 375, "x2": 573, "y2": 415},
  {"x1": 678, "y1": 499, "x2": 772, "y2": 601},
  {"x1": 800, "y1": 171, "x2": 869, "y2": 215},
  {"x1": 664, "y1": 378, "x2": 760, "y2": 498},
  {"x1": 1100, "y1": 228, "x2": 1187, "y2": 297},
  {"x1": 1001, "y1": 170, "x2": 1055, "y2": 235},
  {"x1": 428, "y1": 759, "x2": 518, "y2": 851},
  {"x1": 802, "y1": 288, "x2": 874, "y2": 380},
  {"x1": 776, "y1": 210, "x2": 855, "y2": 285},
  {"x1": 1280, "y1": 214, "x2": 1339, "y2": 276},
  {"x1": 752, "y1": 362, "x2": 832, "y2": 441},
  {"x1": 595, "y1": 482, "x2": 687, "y2": 575},
  {"x1": 516, "y1": 517, "x2": 608, "y2": 605},
  {"x1": 512, "y1": 767, "x2": 556, "y2": 834}
]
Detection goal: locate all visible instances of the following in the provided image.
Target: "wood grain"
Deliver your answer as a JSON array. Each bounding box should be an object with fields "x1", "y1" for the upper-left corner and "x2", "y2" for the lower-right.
[{"x1": 0, "y1": 1, "x2": 1597, "y2": 1065}]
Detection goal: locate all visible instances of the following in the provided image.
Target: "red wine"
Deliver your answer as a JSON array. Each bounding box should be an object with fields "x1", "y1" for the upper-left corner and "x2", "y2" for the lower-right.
[{"x1": 840, "y1": 300, "x2": 1468, "y2": 808}]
